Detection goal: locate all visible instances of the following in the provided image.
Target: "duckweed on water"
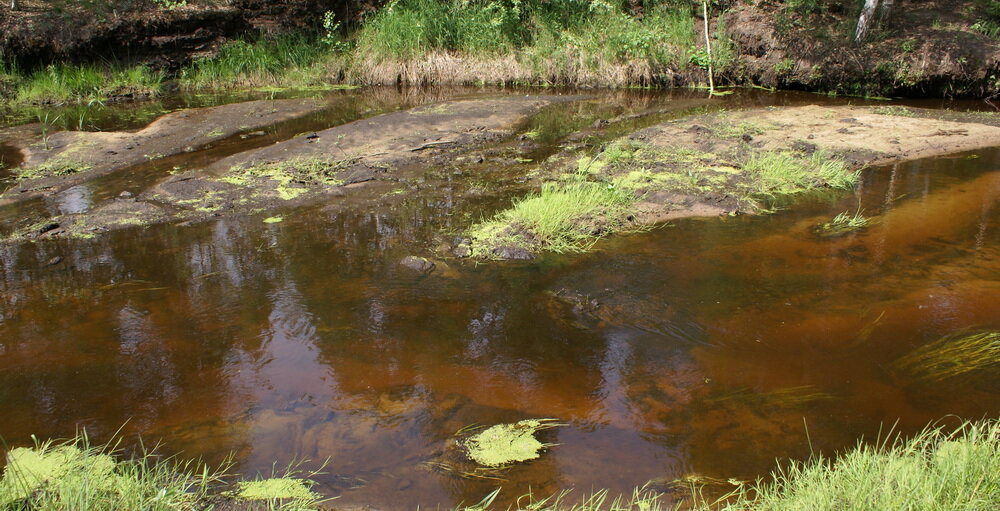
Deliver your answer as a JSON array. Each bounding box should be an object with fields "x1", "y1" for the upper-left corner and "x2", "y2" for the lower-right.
[{"x1": 463, "y1": 419, "x2": 561, "y2": 467}]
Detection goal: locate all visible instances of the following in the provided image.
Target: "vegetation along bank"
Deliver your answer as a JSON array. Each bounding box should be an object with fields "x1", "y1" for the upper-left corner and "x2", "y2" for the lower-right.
[{"x1": 4, "y1": 0, "x2": 1000, "y2": 102}]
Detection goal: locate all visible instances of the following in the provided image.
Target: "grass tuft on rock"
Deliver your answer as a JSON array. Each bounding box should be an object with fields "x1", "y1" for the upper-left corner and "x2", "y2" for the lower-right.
[{"x1": 468, "y1": 180, "x2": 636, "y2": 258}]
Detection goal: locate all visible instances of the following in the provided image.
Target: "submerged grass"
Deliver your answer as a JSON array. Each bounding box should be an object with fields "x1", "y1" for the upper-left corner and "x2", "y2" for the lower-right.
[
  {"x1": 892, "y1": 331, "x2": 1000, "y2": 384},
  {"x1": 818, "y1": 209, "x2": 873, "y2": 235}
]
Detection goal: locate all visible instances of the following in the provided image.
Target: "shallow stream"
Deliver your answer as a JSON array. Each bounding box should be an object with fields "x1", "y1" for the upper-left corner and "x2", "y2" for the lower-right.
[{"x1": 0, "y1": 88, "x2": 997, "y2": 509}]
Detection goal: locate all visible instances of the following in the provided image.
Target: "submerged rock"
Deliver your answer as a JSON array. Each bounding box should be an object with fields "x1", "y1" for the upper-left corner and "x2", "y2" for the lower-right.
[{"x1": 400, "y1": 256, "x2": 436, "y2": 273}]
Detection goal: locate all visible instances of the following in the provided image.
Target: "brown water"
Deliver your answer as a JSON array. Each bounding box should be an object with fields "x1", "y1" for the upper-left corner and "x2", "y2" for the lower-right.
[{"x1": 0, "y1": 88, "x2": 998, "y2": 508}]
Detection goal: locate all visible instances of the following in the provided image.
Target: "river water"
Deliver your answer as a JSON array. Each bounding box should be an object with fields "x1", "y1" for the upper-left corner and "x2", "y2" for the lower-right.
[{"x1": 0, "y1": 88, "x2": 997, "y2": 508}]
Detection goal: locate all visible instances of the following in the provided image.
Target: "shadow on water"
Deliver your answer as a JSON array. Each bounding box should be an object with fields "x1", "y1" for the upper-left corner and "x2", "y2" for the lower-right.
[{"x1": 0, "y1": 87, "x2": 997, "y2": 509}]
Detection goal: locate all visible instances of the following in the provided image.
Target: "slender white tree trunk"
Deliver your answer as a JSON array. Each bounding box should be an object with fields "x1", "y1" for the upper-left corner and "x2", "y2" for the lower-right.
[
  {"x1": 703, "y1": 0, "x2": 714, "y2": 96},
  {"x1": 11, "y1": 0, "x2": 17, "y2": 10},
  {"x1": 855, "y1": 0, "x2": 881, "y2": 42}
]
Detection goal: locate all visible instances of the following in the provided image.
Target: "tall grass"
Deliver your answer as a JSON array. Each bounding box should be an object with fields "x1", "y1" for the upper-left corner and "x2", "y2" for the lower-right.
[
  {"x1": 13, "y1": 63, "x2": 164, "y2": 104},
  {"x1": 180, "y1": 32, "x2": 335, "y2": 89}
]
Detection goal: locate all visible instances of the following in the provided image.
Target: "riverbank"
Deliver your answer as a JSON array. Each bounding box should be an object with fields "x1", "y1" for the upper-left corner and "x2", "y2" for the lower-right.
[
  {"x1": 3, "y1": 418, "x2": 998, "y2": 510},
  {"x1": 3, "y1": 1, "x2": 1000, "y2": 103}
]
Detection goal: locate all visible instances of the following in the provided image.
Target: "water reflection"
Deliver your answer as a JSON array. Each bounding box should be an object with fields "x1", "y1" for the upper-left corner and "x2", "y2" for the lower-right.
[{"x1": 0, "y1": 94, "x2": 997, "y2": 510}]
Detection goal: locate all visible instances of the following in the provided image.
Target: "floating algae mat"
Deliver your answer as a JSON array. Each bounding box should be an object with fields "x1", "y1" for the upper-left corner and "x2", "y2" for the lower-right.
[
  {"x1": 0, "y1": 444, "x2": 116, "y2": 504},
  {"x1": 234, "y1": 477, "x2": 319, "y2": 502},
  {"x1": 462, "y1": 419, "x2": 561, "y2": 467}
]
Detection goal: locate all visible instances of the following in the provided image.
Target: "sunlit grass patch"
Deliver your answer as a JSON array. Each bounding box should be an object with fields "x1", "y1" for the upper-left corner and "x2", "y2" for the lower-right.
[
  {"x1": 742, "y1": 150, "x2": 859, "y2": 197},
  {"x1": 0, "y1": 433, "x2": 227, "y2": 511},
  {"x1": 180, "y1": 32, "x2": 335, "y2": 90},
  {"x1": 458, "y1": 419, "x2": 1000, "y2": 511},
  {"x1": 14, "y1": 64, "x2": 164, "y2": 105},
  {"x1": 468, "y1": 180, "x2": 636, "y2": 258},
  {"x1": 892, "y1": 331, "x2": 1000, "y2": 384}
]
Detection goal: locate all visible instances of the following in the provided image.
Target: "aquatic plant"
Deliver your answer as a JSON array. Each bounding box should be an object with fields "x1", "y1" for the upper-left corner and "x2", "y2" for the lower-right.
[
  {"x1": 223, "y1": 157, "x2": 348, "y2": 201},
  {"x1": 819, "y1": 209, "x2": 873, "y2": 235},
  {"x1": 232, "y1": 477, "x2": 321, "y2": 508},
  {"x1": 892, "y1": 330, "x2": 1000, "y2": 384},
  {"x1": 12, "y1": 158, "x2": 93, "y2": 182},
  {"x1": 462, "y1": 419, "x2": 561, "y2": 467}
]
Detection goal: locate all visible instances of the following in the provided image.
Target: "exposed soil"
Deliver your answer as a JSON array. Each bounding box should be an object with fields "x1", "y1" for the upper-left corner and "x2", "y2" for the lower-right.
[
  {"x1": 1, "y1": 98, "x2": 327, "y2": 204},
  {"x1": 1, "y1": 95, "x2": 576, "y2": 242},
  {"x1": 724, "y1": 0, "x2": 1000, "y2": 98}
]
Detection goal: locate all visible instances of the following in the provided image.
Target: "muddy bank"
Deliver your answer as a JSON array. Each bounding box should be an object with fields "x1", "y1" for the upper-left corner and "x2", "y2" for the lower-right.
[
  {"x1": 2, "y1": 95, "x2": 576, "y2": 242},
  {"x1": 465, "y1": 104, "x2": 1000, "y2": 259}
]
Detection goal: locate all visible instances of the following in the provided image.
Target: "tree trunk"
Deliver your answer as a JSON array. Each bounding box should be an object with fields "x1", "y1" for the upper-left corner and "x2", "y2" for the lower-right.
[
  {"x1": 10, "y1": 0, "x2": 17, "y2": 10},
  {"x1": 855, "y1": 0, "x2": 879, "y2": 42}
]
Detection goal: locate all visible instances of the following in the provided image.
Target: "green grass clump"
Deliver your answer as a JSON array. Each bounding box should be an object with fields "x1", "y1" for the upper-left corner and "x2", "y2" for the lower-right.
[
  {"x1": 0, "y1": 434, "x2": 225, "y2": 511},
  {"x1": 459, "y1": 419, "x2": 1000, "y2": 511},
  {"x1": 893, "y1": 331, "x2": 1000, "y2": 384},
  {"x1": 718, "y1": 419, "x2": 1000, "y2": 511},
  {"x1": 742, "y1": 150, "x2": 859, "y2": 197},
  {"x1": 14, "y1": 64, "x2": 163, "y2": 105},
  {"x1": 181, "y1": 32, "x2": 334, "y2": 89},
  {"x1": 819, "y1": 209, "x2": 872, "y2": 235},
  {"x1": 469, "y1": 179, "x2": 636, "y2": 257}
]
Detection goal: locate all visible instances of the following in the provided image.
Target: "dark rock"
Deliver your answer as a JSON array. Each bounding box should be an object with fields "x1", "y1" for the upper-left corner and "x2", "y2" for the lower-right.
[
  {"x1": 492, "y1": 246, "x2": 535, "y2": 260},
  {"x1": 38, "y1": 222, "x2": 59, "y2": 234},
  {"x1": 400, "y1": 256, "x2": 436, "y2": 273}
]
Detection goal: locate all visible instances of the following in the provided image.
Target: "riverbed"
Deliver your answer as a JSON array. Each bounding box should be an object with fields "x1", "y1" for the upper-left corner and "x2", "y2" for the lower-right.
[{"x1": 0, "y1": 87, "x2": 997, "y2": 509}]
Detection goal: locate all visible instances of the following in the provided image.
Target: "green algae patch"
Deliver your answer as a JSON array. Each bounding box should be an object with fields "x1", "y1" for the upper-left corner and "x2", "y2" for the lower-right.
[
  {"x1": 235, "y1": 477, "x2": 317, "y2": 501},
  {"x1": 13, "y1": 158, "x2": 93, "y2": 181},
  {"x1": 263, "y1": 216, "x2": 284, "y2": 224},
  {"x1": 1, "y1": 445, "x2": 116, "y2": 502},
  {"x1": 462, "y1": 419, "x2": 560, "y2": 467},
  {"x1": 222, "y1": 156, "x2": 347, "y2": 201}
]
